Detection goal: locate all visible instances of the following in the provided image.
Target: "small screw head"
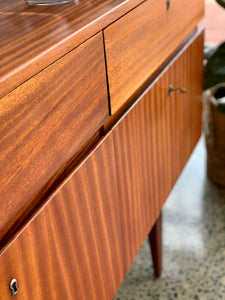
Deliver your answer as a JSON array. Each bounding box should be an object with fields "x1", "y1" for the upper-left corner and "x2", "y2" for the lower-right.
[{"x1": 9, "y1": 278, "x2": 18, "y2": 296}]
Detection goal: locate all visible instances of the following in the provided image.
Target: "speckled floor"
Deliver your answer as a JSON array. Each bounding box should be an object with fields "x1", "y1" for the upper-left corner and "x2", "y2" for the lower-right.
[{"x1": 114, "y1": 138, "x2": 225, "y2": 300}]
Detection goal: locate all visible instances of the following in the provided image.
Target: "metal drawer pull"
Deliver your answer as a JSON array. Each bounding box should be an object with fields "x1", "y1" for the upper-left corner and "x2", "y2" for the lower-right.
[
  {"x1": 169, "y1": 84, "x2": 187, "y2": 96},
  {"x1": 9, "y1": 279, "x2": 18, "y2": 296}
]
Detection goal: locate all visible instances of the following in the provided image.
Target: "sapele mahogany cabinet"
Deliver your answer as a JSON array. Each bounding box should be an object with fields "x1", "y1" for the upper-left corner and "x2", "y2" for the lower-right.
[
  {"x1": 112, "y1": 32, "x2": 203, "y2": 271},
  {"x1": 0, "y1": 0, "x2": 204, "y2": 299},
  {"x1": 0, "y1": 32, "x2": 203, "y2": 299}
]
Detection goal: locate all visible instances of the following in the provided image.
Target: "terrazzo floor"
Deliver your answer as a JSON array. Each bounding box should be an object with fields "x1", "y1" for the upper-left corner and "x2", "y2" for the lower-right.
[{"x1": 114, "y1": 137, "x2": 225, "y2": 300}]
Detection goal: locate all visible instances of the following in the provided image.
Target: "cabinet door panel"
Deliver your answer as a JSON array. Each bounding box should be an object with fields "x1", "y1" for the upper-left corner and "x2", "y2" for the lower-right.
[
  {"x1": 169, "y1": 32, "x2": 203, "y2": 171},
  {"x1": 0, "y1": 133, "x2": 124, "y2": 300},
  {"x1": 104, "y1": 0, "x2": 204, "y2": 114},
  {"x1": 112, "y1": 32, "x2": 203, "y2": 269},
  {"x1": 0, "y1": 32, "x2": 109, "y2": 241},
  {"x1": 112, "y1": 73, "x2": 170, "y2": 269}
]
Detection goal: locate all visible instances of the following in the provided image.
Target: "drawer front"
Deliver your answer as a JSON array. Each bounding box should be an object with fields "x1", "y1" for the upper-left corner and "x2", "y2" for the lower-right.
[
  {"x1": 0, "y1": 33, "x2": 109, "y2": 239},
  {"x1": 112, "y1": 31, "x2": 203, "y2": 269},
  {"x1": 104, "y1": 0, "x2": 204, "y2": 114},
  {"x1": 0, "y1": 133, "x2": 125, "y2": 300}
]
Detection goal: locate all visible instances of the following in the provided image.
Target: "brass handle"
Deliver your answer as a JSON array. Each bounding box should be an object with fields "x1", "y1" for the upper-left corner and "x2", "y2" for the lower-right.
[{"x1": 169, "y1": 84, "x2": 187, "y2": 96}]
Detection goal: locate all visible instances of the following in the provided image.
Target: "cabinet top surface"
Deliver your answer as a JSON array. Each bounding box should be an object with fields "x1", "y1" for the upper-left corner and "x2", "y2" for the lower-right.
[{"x1": 0, "y1": 0, "x2": 144, "y2": 98}]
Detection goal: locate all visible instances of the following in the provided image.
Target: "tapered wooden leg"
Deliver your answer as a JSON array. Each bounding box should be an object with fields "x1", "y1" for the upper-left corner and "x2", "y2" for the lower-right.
[{"x1": 149, "y1": 212, "x2": 162, "y2": 277}]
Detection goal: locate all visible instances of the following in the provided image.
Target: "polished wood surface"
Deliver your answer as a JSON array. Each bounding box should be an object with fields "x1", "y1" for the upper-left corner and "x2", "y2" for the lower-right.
[
  {"x1": 104, "y1": 0, "x2": 204, "y2": 114},
  {"x1": 0, "y1": 0, "x2": 204, "y2": 296},
  {"x1": 0, "y1": 0, "x2": 144, "y2": 98},
  {"x1": 112, "y1": 78, "x2": 168, "y2": 269},
  {"x1": 112, "y1": 31, "x2": 203, "y2": 270},
  {"x1": 168, "y1": 31, "x2": 203, "y2": 174},
  {"x1": 0, "y1": 33, "x2": 109, "y2": 244},
  {"x1": 0, "y1": 133, "x2": 125, "y2": 300}
]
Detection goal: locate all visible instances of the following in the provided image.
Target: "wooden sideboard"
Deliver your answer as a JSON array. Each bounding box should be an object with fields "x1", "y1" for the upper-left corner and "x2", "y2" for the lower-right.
[{"x1": 0, "y1": 0, "x2": 204, "y2": 298}]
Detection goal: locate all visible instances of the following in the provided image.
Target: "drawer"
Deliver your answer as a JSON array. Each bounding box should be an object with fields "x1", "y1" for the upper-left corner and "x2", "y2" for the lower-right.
[
  {"x1": 0, "y1": 32, "x2": 109, "y2": 240},
  {"x1": 111, "y1": 31, "x2": 203, "y2": 269},
  {"x1": 104, "y1": 0, "x2": 204, "y2": 114},
  {"x1": 0, "y1": 133, "x2": 125, "y2": 300}
]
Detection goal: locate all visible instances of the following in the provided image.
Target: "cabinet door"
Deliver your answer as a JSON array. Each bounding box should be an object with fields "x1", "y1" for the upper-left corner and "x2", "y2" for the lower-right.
[
  {"x1": 0, "y1": 32, "x2": 109, "y2": 242},
  {"x1": 112, "y1": 32, "x2": 203, "y2": 269},
  {"x1": 171, "y1": 34, "x2": 203, "y2": 171},
  {"x1": 104, "y1": 0, "x2": 204, "y2": 114},
  {"x1": 0, "y1": 133, "x2": 124, "y2": 300}
]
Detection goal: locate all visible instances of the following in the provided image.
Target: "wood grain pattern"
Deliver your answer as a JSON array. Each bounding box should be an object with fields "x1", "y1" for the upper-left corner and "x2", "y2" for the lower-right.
[
  {"x1": 0, "y1": 133, "x2": 125, "y2": 300},
  {"x1": 112, "y1": 31, "x2": 203, "y2": 269},
  {"x1": 0, "y1": 0, "x2": 144, "y2": 98},
  {"x1": 0, "y1": 32, "x2": 203, "y2": 299},
  {"x1": 0, "y1": 33, "x2": 108, "y2": 243},
  {"x1": 168, "y1": 31, "x2": 204, "y2": 174},
  {"x1": 104, "y1": 0, "x2": 204, "y2": 114}
]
